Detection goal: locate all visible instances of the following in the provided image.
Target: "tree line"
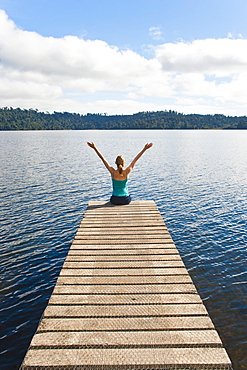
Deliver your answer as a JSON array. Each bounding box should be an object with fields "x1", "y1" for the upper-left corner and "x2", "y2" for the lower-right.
[{"x1": 0, "y1": 107, "x2": 247, "y2": 130}]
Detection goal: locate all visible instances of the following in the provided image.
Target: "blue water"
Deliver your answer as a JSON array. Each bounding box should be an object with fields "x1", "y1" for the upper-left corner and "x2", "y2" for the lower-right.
[{"x1": 0, "y1": 130, "x2": 246, "y2": 369}]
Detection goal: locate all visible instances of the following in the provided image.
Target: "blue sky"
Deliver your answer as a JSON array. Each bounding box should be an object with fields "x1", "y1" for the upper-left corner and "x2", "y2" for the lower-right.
[
  {"x1": 2, "y1": 0, "x2": 247, "y2": 50},
  {"x1": 1, "y1": 0, "x2": 247, "y2": 116}
]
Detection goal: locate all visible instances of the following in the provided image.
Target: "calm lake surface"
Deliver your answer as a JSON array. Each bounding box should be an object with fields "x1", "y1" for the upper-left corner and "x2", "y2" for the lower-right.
[{"x1": 0, "y1": 130, "x2": 247, "y2": 370}]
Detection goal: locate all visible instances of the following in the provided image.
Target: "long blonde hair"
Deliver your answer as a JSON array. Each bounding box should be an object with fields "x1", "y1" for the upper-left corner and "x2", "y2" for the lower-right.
[{"x1": 115, "y1": 155, "x2": 125, "y2": 174}]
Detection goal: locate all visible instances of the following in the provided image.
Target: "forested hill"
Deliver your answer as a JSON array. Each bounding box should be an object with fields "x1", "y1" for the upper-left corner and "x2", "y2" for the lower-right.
[{"x1": 0, "y1": 107, "x2": 247, "y2": 130}]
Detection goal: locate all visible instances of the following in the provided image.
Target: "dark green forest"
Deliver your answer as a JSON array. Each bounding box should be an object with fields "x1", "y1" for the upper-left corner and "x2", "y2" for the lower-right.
[{"x1": 0, "y1": 107, "x2": 247, "y2": 130}]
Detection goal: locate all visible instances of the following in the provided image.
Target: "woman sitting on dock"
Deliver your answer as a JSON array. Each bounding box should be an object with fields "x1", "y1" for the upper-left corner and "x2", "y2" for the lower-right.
[{"x1": 87, "y1": 142, "x2": 153, "y2": 205}]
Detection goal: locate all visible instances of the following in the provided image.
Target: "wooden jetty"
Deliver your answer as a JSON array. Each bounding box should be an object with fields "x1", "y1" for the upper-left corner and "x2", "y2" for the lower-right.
[{"x1": 21, "y1": 200, "x2": 232, "y2": 369}]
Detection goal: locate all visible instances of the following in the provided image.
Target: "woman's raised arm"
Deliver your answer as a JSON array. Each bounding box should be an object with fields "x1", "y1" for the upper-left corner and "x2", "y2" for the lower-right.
[
  {"x1": 87, "y1": 142, "x2": 114, "y2": 174},
  {"x1": 126, "y1": 143, "x2": 153, "y2": 174}
]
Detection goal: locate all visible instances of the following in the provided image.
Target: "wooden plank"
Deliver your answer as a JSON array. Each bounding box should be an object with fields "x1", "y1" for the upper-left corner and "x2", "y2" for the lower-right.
[
  {"x1": 28, "y1": 329, "x2": 223, "y2": 347},
  {"x1": 63, "y1": 260, "x2": 185, "y2": 268},
  {"x1": 59, "y1": 267, "x2": 189, "y2": 276},
  {"x1": 74, "y1": 235, "x2": 172, "y2": 241},
  {"x1": 52, "y1": 283, "x2": 197, "y2": 294},
  {"x1": 80, "y1": 220, "x2": 166, "y2": 226},
  {"x1": 72, "y1": 238, "x2": 174, "y2": 244},
  {"x1": 67, "y1": 248, "x2": 179, "y2": 255},
  {"x1": 65, "y1": 254, "x2": 181, "y2": 261},
  {"x1": 56, "y1": 275, "x2": 193, "y2": 285},
  {"x1": 77, "y1": 224, "x2": 168, "y2": 233},
  {"x1": 76, "y1": 228, "x2": 169, "y2": 234},
  {"x1": 21, "y1": 200, "x2": 232, "y2": 369},
  {"x1": 83, "y1": 211, "x2": 162, "y2": 214},
  {"x1": 22, "y1": 348, "x2": 231, "y2": 368},
  {"x1": 38, "y1": 316, "x2": 215, "y2": 331},
  {"x1": 71, "y1": 242, "x2": 176, "y2": 248},
  {"x1": 48, "y1": 293, "x2": 203, "y2": 305},
  {"x1": 43, "y1": 303, "x2": 207, "y2": 317}
]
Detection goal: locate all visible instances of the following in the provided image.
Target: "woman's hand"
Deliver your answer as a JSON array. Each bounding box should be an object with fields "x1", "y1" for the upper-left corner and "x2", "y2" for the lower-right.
[
  {"x1": 144, "y1": 143, "x2": 153, "y2": 150},
  {"x1": 87, "y1": 142, "x2": 96, "y2": 149}
]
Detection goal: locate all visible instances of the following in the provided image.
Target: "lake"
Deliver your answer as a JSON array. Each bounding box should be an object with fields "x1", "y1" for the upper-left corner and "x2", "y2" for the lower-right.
[{"x1": 0, "y1": 129, "x2": 247, "y2": 369}]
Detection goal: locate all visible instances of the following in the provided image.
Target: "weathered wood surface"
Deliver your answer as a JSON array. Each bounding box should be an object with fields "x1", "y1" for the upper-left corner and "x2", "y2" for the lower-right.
[{"x1": 21, "y1": 200, "x2": 232, "y2": 369}]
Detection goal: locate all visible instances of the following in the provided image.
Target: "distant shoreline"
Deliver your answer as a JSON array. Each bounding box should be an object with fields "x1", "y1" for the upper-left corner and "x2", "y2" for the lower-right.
[{"x1": 1, "y1": 107, "x2": 247, "y2": 130}]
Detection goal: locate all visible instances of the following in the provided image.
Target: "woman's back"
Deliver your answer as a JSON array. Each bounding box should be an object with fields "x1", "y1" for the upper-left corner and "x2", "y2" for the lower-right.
[
  {"x1": 112, "y1": 168, "x2": 128, "y2": 180},
  {"x1": 112, "y1": 178, "x2": 129, "y2": 197}
]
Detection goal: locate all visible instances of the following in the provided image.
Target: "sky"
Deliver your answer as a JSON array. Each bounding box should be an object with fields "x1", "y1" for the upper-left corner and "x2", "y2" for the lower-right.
[{"x1": 1, "y1": 0, "x2": 247, "y2": 116}]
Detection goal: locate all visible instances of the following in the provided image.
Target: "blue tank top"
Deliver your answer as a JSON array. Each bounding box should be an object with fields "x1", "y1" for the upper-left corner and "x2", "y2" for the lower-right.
[{"x1": 112, "y1": 178, "x2": 129, "y2": 197}]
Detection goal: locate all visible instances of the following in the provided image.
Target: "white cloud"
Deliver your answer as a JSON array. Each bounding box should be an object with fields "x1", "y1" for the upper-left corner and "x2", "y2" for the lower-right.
[
  {"x1": 1, "y1": 9, "x2": 247, "y2": 116},
  {"x1": 149, "y1": 26, "x2": 163, "y2": 40},
  {"x1": 155, "y1": 38, "x2": 247, "y2": 75},
  {"x1": 0, "y1": 10, "x2": 156, "y2": 90}
]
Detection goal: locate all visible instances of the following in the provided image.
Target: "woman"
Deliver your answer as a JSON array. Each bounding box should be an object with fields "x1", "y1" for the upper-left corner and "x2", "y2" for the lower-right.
[{"x1": 87, "y1": 142, "x2": 153, "y2": 205}]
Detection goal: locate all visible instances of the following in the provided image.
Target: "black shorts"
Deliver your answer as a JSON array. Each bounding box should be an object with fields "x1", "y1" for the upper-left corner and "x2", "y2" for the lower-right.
[{"x1": 110, "y1": 195, "x2": 131, "y2": 205}]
